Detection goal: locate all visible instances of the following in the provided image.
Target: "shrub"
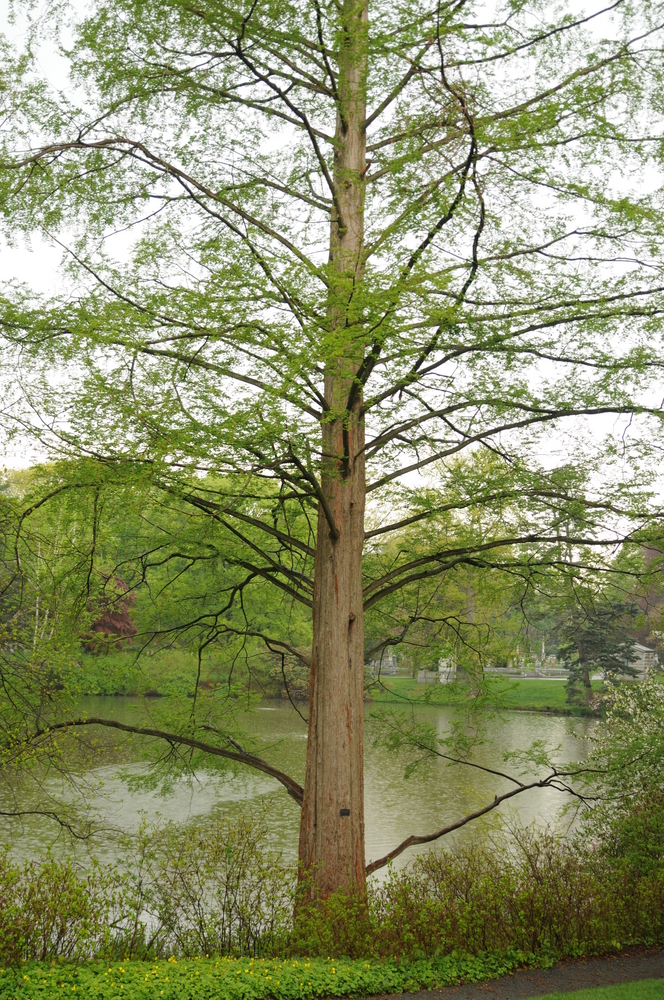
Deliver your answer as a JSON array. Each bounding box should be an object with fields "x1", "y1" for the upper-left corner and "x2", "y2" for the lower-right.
[
  {"x1": 119, "y1": 816, "x2": 295, "y2": 958},
  {"x1": 2, "y1": 808, "x2": 664, "y2": 965},
  {"x1": 292, "y1": 824, "x2": 664, "y2": 960},
  {"x1": 0, "y1": 851, "x2": 122, "y2": 964},
  {"x1": 0, "y1": 816, "x2": 295, "y2": 964},
  {"x1": 591, "y1": 790, "x2": 664, "y2": 876}
]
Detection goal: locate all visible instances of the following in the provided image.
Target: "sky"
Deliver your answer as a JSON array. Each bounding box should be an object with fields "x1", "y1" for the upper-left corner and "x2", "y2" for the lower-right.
[{"x1": 0, "y1": 0, "x2": 660, "y2": 495}]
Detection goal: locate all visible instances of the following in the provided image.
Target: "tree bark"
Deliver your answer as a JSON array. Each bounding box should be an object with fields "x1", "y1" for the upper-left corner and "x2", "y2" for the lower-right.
[
  {"x1": 298, "y1": 0, "x2": 368, "y2": 899},
  {"x1": 577, "y1": 640, "x2": 593, "y2": 706}
]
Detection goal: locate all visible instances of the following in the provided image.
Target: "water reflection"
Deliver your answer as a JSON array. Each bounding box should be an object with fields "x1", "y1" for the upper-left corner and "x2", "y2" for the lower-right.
[{"x1": 2, "y1": 696, "x2": 592, "y2": 872}]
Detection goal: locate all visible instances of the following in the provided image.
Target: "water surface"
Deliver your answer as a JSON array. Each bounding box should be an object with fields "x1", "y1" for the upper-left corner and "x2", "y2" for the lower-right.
[{"x1": 3, "y1": 694, "x2": 592, "y2": 872}]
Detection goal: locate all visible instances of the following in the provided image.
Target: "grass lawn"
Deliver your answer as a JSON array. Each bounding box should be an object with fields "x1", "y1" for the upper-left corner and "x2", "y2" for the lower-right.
[
  {"x1": 540, "y1": 979, "x2": 664, "y2": 998},
  {"x1": 368, "y1": 676, "x2": 602, "y2": 715}
]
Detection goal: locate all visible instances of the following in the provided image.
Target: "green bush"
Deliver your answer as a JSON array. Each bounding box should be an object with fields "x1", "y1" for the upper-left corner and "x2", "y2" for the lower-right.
[
  {"x1": 120, "y1": 817, "x2": 294, "y2": 958},
  {"x1": 2, "y1": 808, "x2": 664, "y2": 968},
  {"x1": 292, "y1": 826, "x2": 664, "y2": 960},
  {"x1": 596, "y1": 791, "x2": 664, "y2": 876},
  {"x1": 0, "y1": 817, "x2": 293, "y2": 964},
  {"x1": 0, "y1": 853, "x2": 122, "y2": 965},
  {"x1": 76, "y1": 651, "x2": 200, "y2": 698}
]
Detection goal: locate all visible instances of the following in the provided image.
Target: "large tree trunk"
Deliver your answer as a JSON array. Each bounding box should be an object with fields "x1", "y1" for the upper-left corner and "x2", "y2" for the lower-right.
[{"x1": 298, "y1": 0, "x2": 368, "y2": 899}]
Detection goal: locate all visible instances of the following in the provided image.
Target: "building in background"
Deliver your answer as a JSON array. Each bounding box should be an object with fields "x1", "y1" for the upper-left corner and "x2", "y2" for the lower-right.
[
  {"x1": 623, "y1": 643, "x2": 658, "y2": 680},
  {"x1": 368, "y1": 653, "x2": 398, "y2": 677}
]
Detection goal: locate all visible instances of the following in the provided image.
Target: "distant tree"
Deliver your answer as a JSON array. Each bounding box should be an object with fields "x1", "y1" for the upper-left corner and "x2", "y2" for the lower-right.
[
  {"x1": 558, "y1": 597, "x2": 640, "y2": 707},
  {"x1": 82, "y1": 577, "x2": 137, "y2": 652}
]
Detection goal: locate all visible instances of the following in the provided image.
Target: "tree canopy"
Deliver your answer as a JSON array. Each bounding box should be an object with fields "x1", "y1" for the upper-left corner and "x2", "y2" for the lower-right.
[{"x1": 1, "y1": 0, "x2": 664, "y2": 894}]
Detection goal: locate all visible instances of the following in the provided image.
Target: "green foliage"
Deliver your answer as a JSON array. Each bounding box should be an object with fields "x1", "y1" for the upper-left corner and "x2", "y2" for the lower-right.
[
  {"x1": 3, "y1": 814, "x2": 664, "y2": 971},
  {"x1": 537, "y1": 984, "x2": 664, "y2": 1000},
  {"x1": 556, "y1": 595, "x2": 641, "y2": 705},
  {"x1": 578, "y1": 675, "x2": 664, "y2": 854},
  {"x1": 0, "y1": 952, "x2": 538, "y2": 1000},
  {"x1": 0, "y1": 851, "x2": 123, "y2": 965},
  {"x1": 599, "y1": 792, "x2": 664, "y2": 877},
  {"x1": 76, "y1": 651, "x2": 262, "y2": 699}
]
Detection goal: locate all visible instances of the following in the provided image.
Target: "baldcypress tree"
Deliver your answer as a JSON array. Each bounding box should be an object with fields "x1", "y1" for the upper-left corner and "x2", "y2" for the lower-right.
[{"x1": 1, "y1": 0, "x2": 664, "y2": 896}]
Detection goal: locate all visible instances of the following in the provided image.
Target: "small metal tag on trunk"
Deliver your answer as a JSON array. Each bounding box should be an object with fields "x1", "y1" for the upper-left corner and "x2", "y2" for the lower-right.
[{"x1": 340, "y1": 808, "x2": 350, "y2": 816}]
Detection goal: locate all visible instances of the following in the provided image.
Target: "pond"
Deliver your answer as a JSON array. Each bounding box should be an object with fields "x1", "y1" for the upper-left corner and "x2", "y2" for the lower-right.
[{"x1": 3, "y1": 694, "x2": 593, "y2": 873}]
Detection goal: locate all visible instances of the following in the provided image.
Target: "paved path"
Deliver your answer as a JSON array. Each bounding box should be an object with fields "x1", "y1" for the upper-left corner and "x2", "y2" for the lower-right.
[{"x1": 380, "y1": 947, "x2": 664, "y2": 999}]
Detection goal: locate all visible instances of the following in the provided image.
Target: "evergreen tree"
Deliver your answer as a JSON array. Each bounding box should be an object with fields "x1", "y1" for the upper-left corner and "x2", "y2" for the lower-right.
[{"x1": 558, "y1": 597, "x2": 640, "y2": 706}]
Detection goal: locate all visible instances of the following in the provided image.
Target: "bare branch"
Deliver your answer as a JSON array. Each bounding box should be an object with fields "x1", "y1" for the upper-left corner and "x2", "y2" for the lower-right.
[{"x1": 0, "y1": 809, "x2": 96, "y2": 840}]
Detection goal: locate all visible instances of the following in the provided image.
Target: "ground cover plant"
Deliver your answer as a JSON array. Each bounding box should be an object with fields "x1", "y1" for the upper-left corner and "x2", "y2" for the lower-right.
[
  {"x1": 4, "y1": 959, "x2": 664, "y2": 1000},
  {"x1": 0, "y1": 953, "x2": 538, "y2": 1000}
]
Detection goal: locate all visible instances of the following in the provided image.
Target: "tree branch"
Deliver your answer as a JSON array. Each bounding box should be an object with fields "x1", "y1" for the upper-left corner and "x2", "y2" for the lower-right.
[
  {"x1": 33, "y1": 717, "x2": 304, "y2": 805},
  {"x1": 363, "y1": 533, "x2": 633, "y2": 609},
  {"x1": 0, "y1": 809, "x2": 96, "y2": 840},
  {"x1": 366, "y1": 406, "x2": 655, "y2": 492},
  {"x1": 366, "y1": 771, "x2": 581, "y2": 874}
]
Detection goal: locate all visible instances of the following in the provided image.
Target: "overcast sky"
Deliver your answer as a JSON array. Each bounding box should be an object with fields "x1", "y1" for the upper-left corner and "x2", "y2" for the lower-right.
[{"x1": 0, "y1": 0, "x2": 659, "y2": 492}]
